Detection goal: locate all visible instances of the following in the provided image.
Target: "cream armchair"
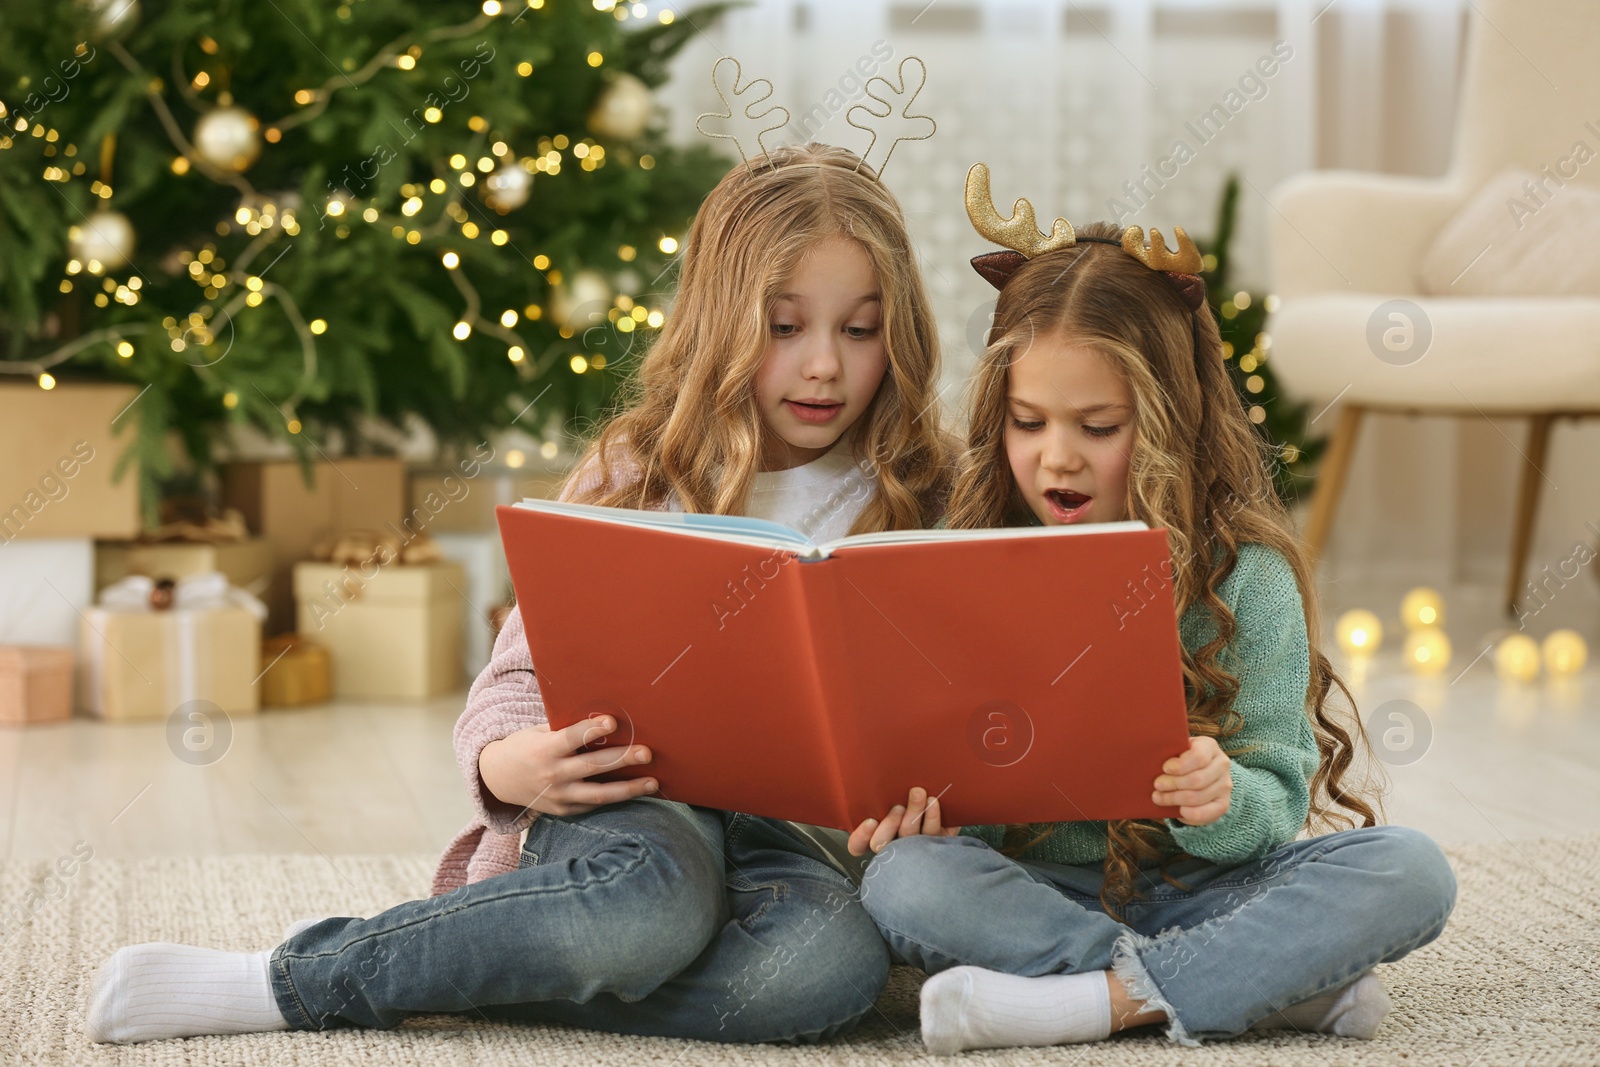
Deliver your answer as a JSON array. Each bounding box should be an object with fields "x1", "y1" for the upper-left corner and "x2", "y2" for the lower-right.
[{"x1": 1266, "y1": 0, "x2": 1600, "y2": 614}]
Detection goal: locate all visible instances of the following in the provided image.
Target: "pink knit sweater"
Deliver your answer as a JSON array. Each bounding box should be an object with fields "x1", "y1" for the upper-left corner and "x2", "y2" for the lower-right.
[{"x1": 429, "y1": 453, "x2": 645, "y2": 896}]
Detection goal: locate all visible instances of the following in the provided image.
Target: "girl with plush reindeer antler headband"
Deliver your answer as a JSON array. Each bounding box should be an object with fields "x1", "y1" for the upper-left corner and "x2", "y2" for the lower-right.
[
  {"x1": 846, "y1": 164, "x2": 1458, "y2": 1055},
  {"x1": 86, "y1": 59, "x2": 954, "y2": 1049}
]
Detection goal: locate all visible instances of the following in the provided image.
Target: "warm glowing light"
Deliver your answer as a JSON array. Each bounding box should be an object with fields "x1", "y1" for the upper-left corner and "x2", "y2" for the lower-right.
[
  {"x1": 453, "y1": 321, "x2": 472, "y2": 340},
  {"x1": 442, "y1": 251, "x2": 460, "y2": 269},
  {"x1": 1400, "y1": 587, "x2": 1445, "y2": 631},
  {"x1": 1405, "y1": 628, "x2": 1451, "y2": 676},
  {"x1": 1543, "y1": 630, "x2": 1588, "y2": 677},
  {"x1": 1495, "y1": 634, "x2": 1541, "y2": 682},
  {"x1": 658, "y1": 236, "x2": 678, "y2": 254},
  {"x1": 1335, "y1": 610, "x2": 1382, "y2": 657},
  {"x1": 309, "y1": 318, "x2": 328, "y2": 335}
]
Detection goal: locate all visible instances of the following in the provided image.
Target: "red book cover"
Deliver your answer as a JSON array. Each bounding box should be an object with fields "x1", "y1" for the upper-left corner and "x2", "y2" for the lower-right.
[{"x1": 497, "y1": 502, "x2": 1192, "y2": 832}]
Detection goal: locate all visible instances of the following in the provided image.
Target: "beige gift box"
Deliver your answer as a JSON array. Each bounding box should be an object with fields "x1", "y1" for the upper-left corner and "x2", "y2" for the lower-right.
[
  {"x1": 0, "y1": 383, "x2": 141, "y2": 541},
  {"x1": 79, "y1": 607, "x2": 261, "y2": 721},
  {"x1": 294, "y1": 561, "x2": 463, "y2": 700}
]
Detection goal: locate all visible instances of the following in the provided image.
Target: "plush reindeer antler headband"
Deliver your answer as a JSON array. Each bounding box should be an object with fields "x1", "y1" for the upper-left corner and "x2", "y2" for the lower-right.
[{"x1": 963, "y1": 163, "x2": 1208, "y2": 312}]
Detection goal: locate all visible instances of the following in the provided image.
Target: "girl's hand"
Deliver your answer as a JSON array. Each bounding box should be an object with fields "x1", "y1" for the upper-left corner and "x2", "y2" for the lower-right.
[
  {"x1": 1153, "y1": 736, "x2": 1232, "y2": 826},
  {"x1": 479, "y1": 716, "x2": 657, "y2": 817},
  {"x1": 847, "y1": 787, "x2": 961, "y2": 856}
]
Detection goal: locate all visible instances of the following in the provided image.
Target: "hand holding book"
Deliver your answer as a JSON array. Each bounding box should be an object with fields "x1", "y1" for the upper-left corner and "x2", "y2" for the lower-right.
[{"x1": 480, "y1": 716, "x2": 658, "y2": 816}]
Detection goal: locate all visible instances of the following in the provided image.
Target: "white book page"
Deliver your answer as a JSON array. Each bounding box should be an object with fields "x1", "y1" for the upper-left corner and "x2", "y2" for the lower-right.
[{"x1": 512, "y1": 498, "x2": 1148, "y2": 559}]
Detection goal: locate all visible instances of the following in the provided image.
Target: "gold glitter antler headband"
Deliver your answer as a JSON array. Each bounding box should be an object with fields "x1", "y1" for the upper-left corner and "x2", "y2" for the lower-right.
[
  {"x1": 964, "y1": 162, "x2": 1205, "y2": 309},
  {"x1": 845, "y1": 56, "x2": 937, "y2": 179},
  {"x1": 695, "y1": 56, "x2": 791, "y2": 171},
  {"x1": 964, "y1": 162, "x2": 1074, "y2": 257}
]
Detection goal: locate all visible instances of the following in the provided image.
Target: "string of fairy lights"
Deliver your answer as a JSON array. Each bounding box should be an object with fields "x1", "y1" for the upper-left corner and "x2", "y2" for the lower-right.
[
  {"x1": 1, "y1": 0, "x2": 682, "y2": 448},
  {"x1": 1335, "y1": 587, "x2": 1588, "y2": 690}
]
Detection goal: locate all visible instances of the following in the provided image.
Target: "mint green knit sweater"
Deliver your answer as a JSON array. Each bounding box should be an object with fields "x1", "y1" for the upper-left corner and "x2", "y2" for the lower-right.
[{"x1": 960, "y1": 540, "x2": 1320, "y2": 867}]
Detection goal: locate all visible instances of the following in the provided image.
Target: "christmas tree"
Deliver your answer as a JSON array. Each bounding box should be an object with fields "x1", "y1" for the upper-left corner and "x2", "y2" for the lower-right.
[
  {"x1": 0, "y1": 0, "x2": 732, "y2": 518},
  {"x1": 1198, "y1": 174, "x2": 1324, "y2": 503}
]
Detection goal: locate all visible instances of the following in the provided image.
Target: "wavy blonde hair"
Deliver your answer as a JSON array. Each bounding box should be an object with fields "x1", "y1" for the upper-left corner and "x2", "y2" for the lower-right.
[
  {"x1": 945, "y1": 222, "x2": 1384, "y2": 919},
  {"x1": 562, "y1": 143, "x2": 954, "y2": 532}
]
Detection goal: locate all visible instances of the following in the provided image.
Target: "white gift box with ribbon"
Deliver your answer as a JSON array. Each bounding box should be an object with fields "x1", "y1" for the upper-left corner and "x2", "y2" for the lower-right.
[{"x1": 80, "y1": 571, "x2": 266, "y2": 720}]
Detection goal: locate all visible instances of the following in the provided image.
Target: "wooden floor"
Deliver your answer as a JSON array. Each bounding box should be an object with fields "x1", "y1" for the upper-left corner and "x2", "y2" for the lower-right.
[{"x1": 4, "y1": 610, "x2": 1598, "y2": 864}]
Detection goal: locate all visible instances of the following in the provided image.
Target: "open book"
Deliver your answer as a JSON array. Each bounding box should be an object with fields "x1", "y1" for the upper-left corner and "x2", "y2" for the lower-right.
[{"x1": 497, "y1": 499, "x2": 1192, "y2": 832}]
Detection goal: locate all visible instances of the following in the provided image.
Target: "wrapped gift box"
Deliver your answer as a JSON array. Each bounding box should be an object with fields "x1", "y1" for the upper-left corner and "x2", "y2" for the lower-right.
[
  {"x1": 79, "y1": 574, "x2": 264, "y2": 721},
  {"x1": 0, "y1": 383, "x2": 141, "y2": 541},
  {"x1": 0, "y1": 538, "x2": 94, "y2": 648},
  {"x1": 294, "y1": 560, "x2": 463, "y2": 700},
  {"x1": 222, "y1": 459, "x2": 407, "y2": 634},
  {"x1": 96, "y1": 539, "x2": 272, "y2": 599},
  {"x1": 431, "y1": 531, "x2": 512, "y2": 681},
  {"x1": 0, "y1": 646, "x2": 74, "y2": 726},
  {"x1": 80, "y1": 607, "x2": 261, "y2": 720},
  {"x1": 259, "y1": 634, "x2": 332, "y2": 708}
]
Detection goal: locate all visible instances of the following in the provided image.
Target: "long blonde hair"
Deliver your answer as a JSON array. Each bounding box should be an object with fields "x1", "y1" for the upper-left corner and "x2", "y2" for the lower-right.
[
  {"x1": 564, "y1": 143, "x2": 953, "y2": 532},
  {"x1": 945, "y1": 221, "x2": 1383, "y2": 917}
]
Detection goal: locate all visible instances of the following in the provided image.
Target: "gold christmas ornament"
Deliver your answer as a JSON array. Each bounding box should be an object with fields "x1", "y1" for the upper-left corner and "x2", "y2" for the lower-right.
[
  {"x1": 1494, "y1": 633, "x2": 1541, "y2": 682},
  {"x1": 1334, "y1": 609, "x2": 1383, "y2": 657},
  {"x1": 550, "y1": 269, "x2": 612, "y2": 330},
  {"x1": 1404, "y1": 627, "x2": 1452, "y2": 676},
  {"x1": 68, "y1": 210, "x2": 135, "y2": 270},
  {"x1": 194, "y1": 106, "x2": 261, "y2": 172},
  {"x1": 81, "y1": 0, "x2": 139, "y2": 40},
  {"x1": 588, "y1": 73, "x2": 654, "y2": 141},
  {"x1": 1541, "y1": 629, "x2": 1587, "y2": 678},
  {"x1": 1400, "y1": 586, "x2": 1445, "y2": 630},
  {"x1": 483, "y1": 161, "x2": 532, "y2": 213}
]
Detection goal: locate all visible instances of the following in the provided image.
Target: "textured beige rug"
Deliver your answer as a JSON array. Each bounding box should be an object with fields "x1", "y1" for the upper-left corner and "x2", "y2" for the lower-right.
[{"x1": 2, "y1": 836, "x2": 1598, "y2": 1066}]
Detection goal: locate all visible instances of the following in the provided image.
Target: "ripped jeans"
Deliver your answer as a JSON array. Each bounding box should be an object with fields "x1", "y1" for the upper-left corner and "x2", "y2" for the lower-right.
[{"x1": 858, "y1": 825, "x2": 1456, "y2": 1044}]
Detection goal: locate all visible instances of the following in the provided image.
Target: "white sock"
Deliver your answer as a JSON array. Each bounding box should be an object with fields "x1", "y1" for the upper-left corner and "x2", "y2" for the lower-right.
[
  {"x1": 282, "y1": 916, "x2": 324, "y2": 941},
  {"x1": 86, "y1": 943, "x2": 290, "y2": 1044},
  {"x1": 1249, "y1": 971, "x2": 1392, "y2": 1039},
  {"x1": 920, "y1": 967, "x2": 1112, "y2": 1055}
]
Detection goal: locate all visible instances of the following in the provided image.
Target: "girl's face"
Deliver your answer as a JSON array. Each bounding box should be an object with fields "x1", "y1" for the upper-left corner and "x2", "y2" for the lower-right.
[
  {"x1": 1005, "y1": 331, "x2": 1134, "y2": 526},
  {"x1": 754, "y1": 236, "x2": 888, "y2": 471}
]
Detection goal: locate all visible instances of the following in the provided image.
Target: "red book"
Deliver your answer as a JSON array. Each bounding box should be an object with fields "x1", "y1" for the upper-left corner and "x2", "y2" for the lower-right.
[{"x1": 497, "y1": 501, "x2": 1192, "y2": 832}]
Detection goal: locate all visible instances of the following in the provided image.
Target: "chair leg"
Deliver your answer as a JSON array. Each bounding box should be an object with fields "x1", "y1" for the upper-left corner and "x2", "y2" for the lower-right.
[
  {"x1": 1504, "y1": 414, "x2": 1555, "y2": 617},
  {"x1": 1304, "y1": 404, "x2": 1365, "y2": 563}
]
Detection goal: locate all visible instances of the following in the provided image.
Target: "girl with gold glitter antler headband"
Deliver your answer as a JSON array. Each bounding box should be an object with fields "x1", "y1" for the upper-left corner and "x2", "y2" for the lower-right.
[
  {"x1": 846, "y1": 165, "x2": 1456, "y2": 1054},
  {"x1": 85, "y1": 59, "x2": 953, "y2": 1050}
]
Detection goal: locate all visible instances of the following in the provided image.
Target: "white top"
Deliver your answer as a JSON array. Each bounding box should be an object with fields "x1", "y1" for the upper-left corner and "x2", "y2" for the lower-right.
[
  {"x1": 745, "y1": 435, "x2": 873, "y2": 543},
  {"x1": 657, "y1": 431, "x2": 872, "y2": 544}
]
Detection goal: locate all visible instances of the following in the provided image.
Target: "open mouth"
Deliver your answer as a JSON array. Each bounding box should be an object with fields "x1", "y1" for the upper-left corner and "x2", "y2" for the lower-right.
[
  {"x1": 1044, "y1": 489, "x2": 1092, "y2": 522},
  {"x1": 785, "y1": 399, "x2": 843, "y2": 423}
]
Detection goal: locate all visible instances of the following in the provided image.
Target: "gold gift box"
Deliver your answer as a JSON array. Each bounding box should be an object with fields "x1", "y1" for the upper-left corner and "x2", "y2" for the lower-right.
[
  {"x1": 79, "y1": 607, "x2": 261, "y2": 721},
  {"x1": 293, "y1": 561, "x2": 463, "y2": 700}
]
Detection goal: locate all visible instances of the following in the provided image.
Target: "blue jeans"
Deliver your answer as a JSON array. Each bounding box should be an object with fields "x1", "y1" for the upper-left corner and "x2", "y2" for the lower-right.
[
  {"x1": 269, "y1": 798, "x2": 889, "y2": 1042},
  {"x1": 858, "y1": 825, "x2": 1456, "y2": 1045}
]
